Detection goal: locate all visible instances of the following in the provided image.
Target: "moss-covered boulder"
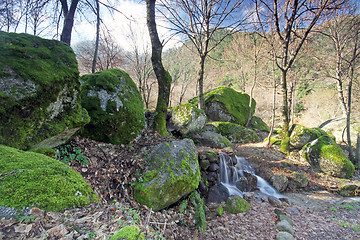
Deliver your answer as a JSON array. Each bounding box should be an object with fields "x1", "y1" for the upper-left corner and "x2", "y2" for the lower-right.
[
  {"x1": 0, "y1": 145, "x2": 99, "y2": 213},
  {"x1": 290, "y1": 124, "x2": 328, "y2": 149},
  {"x1": 133, "y1": 139, "x2": 200, "y2": 211},
  {"x1": 339, "y1": 184, "x2": 360, "y2": 197},
  {"x1": 249, "y1": 116, "x2": 270, "y2": 132},
  {"x1": 224, "y1": 195, "x2": 250, "y2": 214},
  {"x1": 191, "y1": 131, "x2": 232, "y2": 149},
  {"x1": 80, "y1": 69, "x2": 145, "y2": 144},
  {"x1": 190, "y1": 86, "x2": 256, "y2": 126},
  {"x1": 206, "y1": 122, "x2": 259, "y2": 144},
  {"x1": 171, "y1": 103, "x2": 207, "y2": 135},
  {"x1": 109, "y1": 225, "x2": 144, "y2": 240},
  {"x1": 0, "y1": 31, "x2": 90, "y2": 150},
  {"x1": 301, "y1": 136, "x2": 354, "y2": 178}
]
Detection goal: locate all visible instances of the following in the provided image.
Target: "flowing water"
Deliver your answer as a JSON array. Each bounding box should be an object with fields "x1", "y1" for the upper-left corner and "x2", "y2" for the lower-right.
[{"x1": 219, "y1": 153, "x2": 283, "y2": 198}]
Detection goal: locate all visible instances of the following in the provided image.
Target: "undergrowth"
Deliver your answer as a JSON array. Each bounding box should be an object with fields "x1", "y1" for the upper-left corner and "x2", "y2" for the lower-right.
[{"x1": 55, "y1": 144, "x2": 89, "y2": 165}]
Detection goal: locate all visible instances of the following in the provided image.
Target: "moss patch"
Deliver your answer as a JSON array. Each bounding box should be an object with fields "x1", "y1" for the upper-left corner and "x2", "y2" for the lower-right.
[
  {"x1": 249, "y1": 116, "x2": 270, "y2": 132},
  {"x1": 27, "y1": 147, "x2": 56, "y2": 157},
  {"x1": 225, "y1": 196, "x2": 250, "y2": 214},
  {"x1": 80, "y1": 69, "x2": 145, "y2": 144},
  {"x1": 0, "y1": 145, "x2": 99, "y2": 212},
  {"x1": 191, "y1": 86, "x2": 256, "y2": 125},
  {"x1": 108, "y1": 225, "x2": 144, "y2": 240},
  {"x1": 0, "y1": 31, "x2": 89, "y2": 150},
  {"x1": 207, "y1": 121, "x2": 259, "y2": 143}
]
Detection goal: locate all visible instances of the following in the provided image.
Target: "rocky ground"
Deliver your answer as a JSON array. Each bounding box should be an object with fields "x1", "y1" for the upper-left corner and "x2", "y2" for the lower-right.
[{"x1": 1, "y1": 130, "x2": 360, "y2": 240}]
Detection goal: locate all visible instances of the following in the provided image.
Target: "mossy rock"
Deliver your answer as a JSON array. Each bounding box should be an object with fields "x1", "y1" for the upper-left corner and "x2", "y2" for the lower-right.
[
  {"x1": 190, "y1": 131, "x2": 232, "y2": 149},
  {"x1": 0, "y1": 145, "x2": 99, "y2": 212},
  {"x1": 133, "y1": 139, "x2": 201, "y2": 211},
  {"x1": 249, "y1": 116, "x2": 270, "y2": 132},
  {"x1": 339, "y1": 184, "x2": 360, "y2": 197},
  {"x1": 171, "y1": 102, "x2": 207, "y2": 135},
  {"x1": 206, "y1": 121, "x2": 259, "y2": 144},
  {"x1": 301, "y1": 136, "x2": 354, "y2": 178},
  {"x1": 109, "y1": 225, "x2": 144, "y2": 240},
  {"x1": 80, "y1": 69, "x2": 145, "y2": 144},
  {"x1": 190, "y1": 86, "x2": 256, "y2": 126},
  {"x1": 217, "y1": 205, "x2": 224, "y2": 216},
  {"x1": 263, "y1": 137, "x2": 281, "y2": 146},
  {"x1": 290, "y1": 124, "x2": 328, "y2": 149},
  {"x1": 27, "y1": 147, "x2": 56, "y2": 157},
  {"x1": 225, "y1": 196, "x2": 250, "y2": 214},
  {"x1": 0, "y1": 31, "x2": 90, "y2": 150}
]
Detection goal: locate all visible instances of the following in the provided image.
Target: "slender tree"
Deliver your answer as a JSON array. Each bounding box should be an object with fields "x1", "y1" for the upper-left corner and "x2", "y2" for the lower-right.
[
  {"x1": 91, "y1": 0, "x2": 100, "y2": 73},
  {"x1": 59, "y1": 0, "x2": 80, "y2": 45},
  {"x1": 255, "y1": 0, "x2": 344, "y2": 153},
  {"x1": 159, "y1": 0, "x2": 248, "y2": 110},
  {"x1": 147, "y1": 0, "x2": 172, "y2": 134}
]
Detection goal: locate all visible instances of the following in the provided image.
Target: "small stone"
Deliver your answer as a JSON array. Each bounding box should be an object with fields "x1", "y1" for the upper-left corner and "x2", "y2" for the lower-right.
[
  {"x1": 276, "y1": 220, "x2": 294, "y2": 235},
  {"x1": 47, "y1": 224, "x2": 68, "y2": 238},
  {"x1": 81, "y1": 168, "x2": 88, "y2": 172},
  {"x1": 30, "y1": 207, "x2": 44, "y2": 218},
  {"x1": 279, "y1": 214, "x2": 293, "y2": 226},
  {"x1": 276, "y1": 231, "x2": 295, "y2": 240},
  {"x1": 285, "y1": 207, "x2": 299, "y2": 215},
  {"x1": 268, "y1": 196, "x2": 282, "y2": 207},
  {"x1": 208, "y1": 163, "x2": 220, "y2": 172},
  {"x1": 15, "y1": 223, "x2": 32, "y2": 234},
  {"x1": 243, "y1": 192, "x2": 255, "y2": 202}
]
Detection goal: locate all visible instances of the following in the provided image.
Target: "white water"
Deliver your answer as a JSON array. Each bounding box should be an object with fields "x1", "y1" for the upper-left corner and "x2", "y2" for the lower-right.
[{"x1": 219, "y1": 153, "x2": 283, "y2": 198}]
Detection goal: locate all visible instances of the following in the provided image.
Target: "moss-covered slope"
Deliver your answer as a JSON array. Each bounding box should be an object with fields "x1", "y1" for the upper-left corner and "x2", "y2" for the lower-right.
[
  {"x1": 80, "y1": 69, "x2": 145, "y2": 144},
  {"x1": 0, "y1": 145, "x2": 99, "y2": 212},
  {"x1": 0, "y1": 31, "x2": 89, "y2": 150}
]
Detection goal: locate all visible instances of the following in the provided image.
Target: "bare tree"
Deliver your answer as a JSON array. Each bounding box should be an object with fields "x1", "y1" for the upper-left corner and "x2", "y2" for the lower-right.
[
  {"x1": 159, "y1": 0, "x2": 248, "y2": 110},
  {"x1": 255, "y1": 0, "x2": 344, "y2": 153},
  {"x1": 147, "y1": 0, "x2": 172, "y2": 134},
  {"x1": 59, "y1": 0, "x2": 80, "y2": 45}
]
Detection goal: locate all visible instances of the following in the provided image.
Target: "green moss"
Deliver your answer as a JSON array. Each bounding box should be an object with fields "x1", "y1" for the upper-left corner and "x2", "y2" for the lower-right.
[
  {"x1": 108, "y1": 225, "x2": 144, "y2": 240},
  {"x1": 225, "y1": 196, "x2": 250, "y2": 214},
  {"x1": 249, "y1": 116, "x2": 270, "y2": 132},
  {"x1": 217, "y1": 205, "x2": 224, "y2": 216},
  {"x1": 191, "y1": 86, "x2": 256, "y2": 125},
  {"x1": 0, "y1": 145, "x2": 99, "y2": 212},
  {"x1": 0, "y1": 31, "x2": 89, "y2": 150},
  {"x1": 27, "y1": 147, "x2": 56, "y2": 157},
  {"x1": 80, "y1": 69, "x2": 145, "y2": 144},
  {"x1": 207, "y1": 121, "x2": 259, "y2": 143},
  {"x1": 263, "y1": 137, "x2": 281, "y2": 145}
]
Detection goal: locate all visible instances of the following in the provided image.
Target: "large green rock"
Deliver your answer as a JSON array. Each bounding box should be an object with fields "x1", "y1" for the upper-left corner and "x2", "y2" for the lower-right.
[
  {"x1": 249, "y1": 116, "x2": 270, "y2": 132},
  {"x1": 206, "y1": 121, "x2": 259, "y2": 144},
  {"x1": 109, "y1": 225, "x2": 144, "y2": 240},
  {"x1": 80, "y1": 69, "x2": 145, "y2": 144},
  {"x1": 225, "y1": 195, "x2": 250, "y2": 214},
  {"x1": 0, "y1": 145, "x2": 99, "y2": 212},
  {"x1": 0, "y1": 31, "x2": 90, "y2": 150},
  {"x1": 191, "y1": 87, "x2": 256, "y2": 126},
  {"x1": 171, "y1": 103, "x2": 207, "y2": 135},
  {"x1": 133, "y1": 139, "x2": 201, "y2": 211},
  {"x1": 290, "y1": 124, "x2": 328, "y2": 149},
  {"x1": 301, "y1": 136, "x2": 354, "y2": 178}
]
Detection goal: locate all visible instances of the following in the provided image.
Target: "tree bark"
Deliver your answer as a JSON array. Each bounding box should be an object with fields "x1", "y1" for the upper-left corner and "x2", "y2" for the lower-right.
[
  {"x1": 198, "y1": 55, "x2": 206, "y2": 110},
  {"x1": 280, "y1": 69, "x2": 290, "y2": 154},
  {"x1": 91, "y1": 0, "x2": 100, "y2": 73},
  {"x1": 146, "y1": 0, "x2": 171, "y2": 135},
  {"x1": 60, "y1": 0, "x2": 79, "y2": 45}
]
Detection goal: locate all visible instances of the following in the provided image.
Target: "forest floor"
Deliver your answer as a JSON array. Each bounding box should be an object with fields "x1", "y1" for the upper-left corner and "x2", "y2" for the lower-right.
[{"x1": 1, "y1": 129, "x2": 360, "y2": 240}]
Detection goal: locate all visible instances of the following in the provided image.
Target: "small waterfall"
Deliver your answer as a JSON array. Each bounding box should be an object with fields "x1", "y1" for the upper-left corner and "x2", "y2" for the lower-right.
[{"x1": 219, "y1": 153, "x2": 282, "y2": 198}]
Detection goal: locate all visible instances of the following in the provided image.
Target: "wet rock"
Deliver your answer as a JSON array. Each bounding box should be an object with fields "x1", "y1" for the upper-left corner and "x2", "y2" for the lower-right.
[
  {"x1": 235, "y1": 177, "x2": 248, "y2": 191},
  {"x1": 207, "y1": 184, "x2": 230, "y2": 203},
  {"x1": 276, "y1": 231, "x2": 295, "y2": 240},
  {"x1": 270, "y1": 174, "x2": 288, "y2": 192},
  {"x1": 276, "y1": 220, "x2": 294, "y2": 235},
  {"x1": 198, "y1": 150, "x2": 218, "y2": 163},
  {"x1": 244, "y1": 172, "x2": 258, "y2": 191},
  {"x1": 207, "y1": 172, "x2": 218, "y2": 183},
  {"x1": 268, "y1": 196, "x2": 282, "y2": 208},
  {"x1": 200, "y1": 159, "x2": 210, "y2": 171},
  {"x1": 208, "y1": 163, "x2": 220, "y2": 172}
]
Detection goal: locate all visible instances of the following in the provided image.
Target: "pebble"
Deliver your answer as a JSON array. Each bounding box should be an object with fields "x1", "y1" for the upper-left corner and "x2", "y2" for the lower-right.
[
  {"x1": 276, "y1": 231, "x2": 295, "y2": 240},
  {"x1": 276, "y1": 220, "x2": 294, "y2": 235}
]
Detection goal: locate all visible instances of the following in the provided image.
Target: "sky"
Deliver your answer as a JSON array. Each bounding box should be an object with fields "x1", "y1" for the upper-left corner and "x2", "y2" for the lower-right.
[{"x1": 71, "y1": 0, "x2": 181, "y2": 52}]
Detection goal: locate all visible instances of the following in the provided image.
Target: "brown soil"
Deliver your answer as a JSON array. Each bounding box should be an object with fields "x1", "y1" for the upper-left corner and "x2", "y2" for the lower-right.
[{"x1": 1, "y1": 130, "x2": 360, "y2": 240}]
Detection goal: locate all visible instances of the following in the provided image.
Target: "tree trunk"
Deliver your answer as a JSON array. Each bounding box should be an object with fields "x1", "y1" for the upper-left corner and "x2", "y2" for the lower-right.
[
  {"x1": 356, "y1": 133, "x2": 360, "y2": 166},
  {"x1": 198, "y1": 55, "x2": 206, "y2": 110},
  {"x1": 146, "y1": 0, "x2": 171, "y2": 135},
  {"x1": 266, "y1": 59, "x2": 277, "y2": 147},
  {"x1": 91, "y1": 0, "x2": 100, "y2": 73},
  {"x1": 60, "y1": 0, "x2": 79, "y2": 45},
  {"x1": 280, "y1": 69, "x2": 290, "y2": 154}
]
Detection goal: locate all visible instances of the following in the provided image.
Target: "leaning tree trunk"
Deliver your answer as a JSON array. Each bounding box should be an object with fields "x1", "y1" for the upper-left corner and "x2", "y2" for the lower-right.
[
  {"x1": 60, "y1": 0, "x2": 79, "y2": 46},
  {"x1": 91, "y1": 0, "x2": 100, "y2": 73},
  {"x1": 280, "y1": 69, "x2": 290, "y2": 154},
  {"x1": 146, "y1": 0, "x2": 171, "y2": 135}
]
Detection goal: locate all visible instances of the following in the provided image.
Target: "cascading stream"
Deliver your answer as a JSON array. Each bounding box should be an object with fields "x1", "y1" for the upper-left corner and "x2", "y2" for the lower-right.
[{"x1": 219, "y1": 153, "x2": 283, "y2": 198}]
